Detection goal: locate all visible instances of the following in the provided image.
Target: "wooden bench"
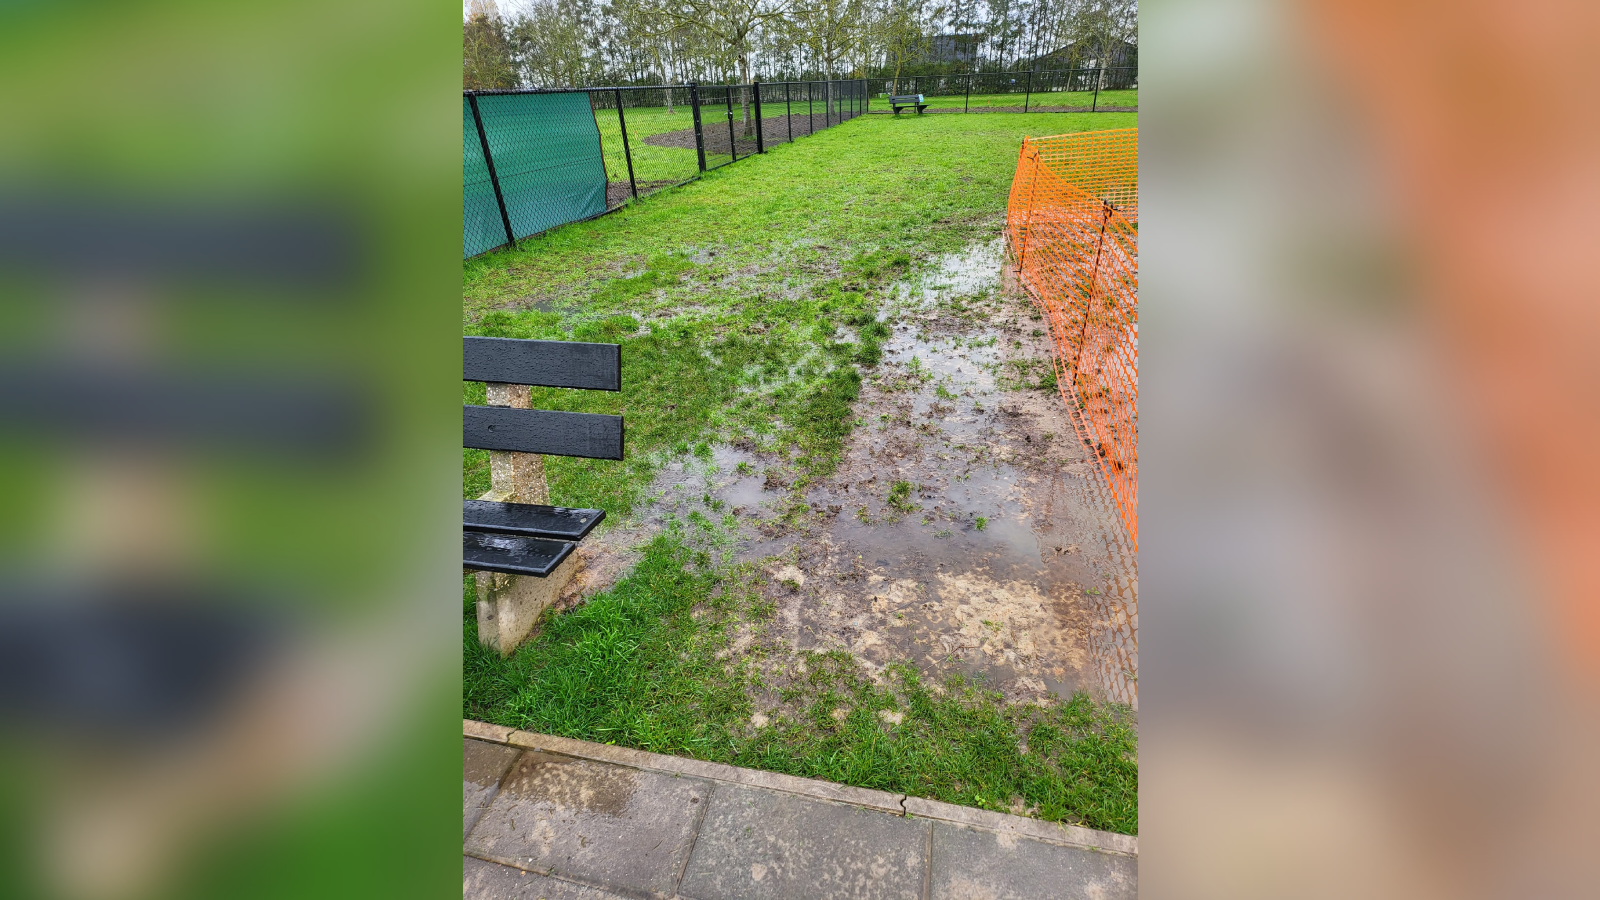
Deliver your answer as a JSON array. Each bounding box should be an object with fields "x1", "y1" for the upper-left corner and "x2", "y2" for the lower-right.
[
  {"x1": 890, "y1": 94, "x2": 928, "y2": 115},
  {"x1": 462, "y1": 336, "x2": 623, "y2": 579}
]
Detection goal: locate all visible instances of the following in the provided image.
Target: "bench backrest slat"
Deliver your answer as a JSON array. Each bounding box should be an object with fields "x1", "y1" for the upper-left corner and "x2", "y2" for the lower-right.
[
  {"x1": 464, "y1": 406, "x2": 624, "y2": 460},
  {"x1": 464, "y1": 337, "x2": 621, "y2": 391}
]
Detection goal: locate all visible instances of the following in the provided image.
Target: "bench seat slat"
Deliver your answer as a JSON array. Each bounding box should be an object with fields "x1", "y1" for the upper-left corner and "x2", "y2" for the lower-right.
[
  {"x1": 463, "y1": 500, "x2": 604, "y2": 540},
  {"x1": 463, "y1": 406, "x2": 624, "y2": 460},
  {"x1": 464, "y1": 337, "x2": 621, "y2": 391},
  {"x1": 463, "y1": 531, "x2": 574, "y2": 578}
]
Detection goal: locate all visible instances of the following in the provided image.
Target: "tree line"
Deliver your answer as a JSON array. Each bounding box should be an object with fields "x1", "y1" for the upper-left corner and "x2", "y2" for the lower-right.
[{"x1": 463, "y1": 0, "x2": 1136, "y2": 91}]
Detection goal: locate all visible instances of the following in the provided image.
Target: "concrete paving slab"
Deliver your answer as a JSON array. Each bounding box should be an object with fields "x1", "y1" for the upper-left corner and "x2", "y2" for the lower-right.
[
  {"x1": 464, "y1": 857, "x2": 633, "y2": 899},
  {"x1": 902, "y1": 796, "x2": 1137, "y2": 856},
  {"x1": 929, "y1": 822, "x2": 1137, "y2": 900},
  {"x1": 505, "y1": 730, "x2": 907, "y2": 815},
  {"x1": 466, "y1": 751, "x2": 711, "y2": 897},
  {"x1": 465, "y1": 738, "x2": 522, "y2": 839},
  {"x1": 679, "y1": 782, "x2": 929, "y2": 900}
]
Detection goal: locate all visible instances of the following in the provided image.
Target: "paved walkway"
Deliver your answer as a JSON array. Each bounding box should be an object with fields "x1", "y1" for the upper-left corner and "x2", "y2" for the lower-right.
[{"x1": 464, "y1": 721, "x2": 1136, "y2": 900}]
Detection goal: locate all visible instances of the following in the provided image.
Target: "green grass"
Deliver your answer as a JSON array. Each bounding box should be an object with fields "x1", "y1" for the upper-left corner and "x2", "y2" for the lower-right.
[
  {"x1": 590, "y1": 99, "x2": 1138, "y2": 195},
  {"x1": 595, "y1": 106, "x2": 704, "y2": 189},
  {"x1": 887, "y1": 479, "x2": 916, "y2": 512},
  {"x1": 464, "y1": 109, "x2": 1138, "y2": 834},
  {"x1": 890, "y1": 89, "x2": 1138, "y2": 110}
]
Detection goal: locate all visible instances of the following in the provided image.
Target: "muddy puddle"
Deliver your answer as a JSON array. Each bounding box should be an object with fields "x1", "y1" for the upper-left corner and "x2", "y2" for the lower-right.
[{"x1": 564, "y1": 236, "x2": 1138, "y2": 709}]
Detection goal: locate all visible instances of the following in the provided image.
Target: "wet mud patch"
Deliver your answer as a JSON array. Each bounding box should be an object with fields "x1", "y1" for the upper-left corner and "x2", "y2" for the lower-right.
[
  {"x1": 553, "y1": 444, "x2": 773, "y2": 610},
  {"x1": 642, "y1": 113, "x2": 861, "y2": 156},
  {"x1": 548, "y1": 236, "x2": 1137, "y2": 709},
  {"x1": 737, "y1": 237, "x2": 1138, "y2": 708},
  {"x1": 606, "y1": 179, "x2": 681, "y2": 209}
]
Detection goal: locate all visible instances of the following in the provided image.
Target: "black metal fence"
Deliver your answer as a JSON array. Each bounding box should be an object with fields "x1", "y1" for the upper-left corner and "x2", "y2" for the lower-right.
[
  {"x1": 464, "y1": 69, "x2": 1136, "y2": 258},
  {"x1": 465, "y1": 79, "x2": 867, "y2": 258},
  {"x1": 871, "y1": 67, "x2": 1138, "y2": 113}
]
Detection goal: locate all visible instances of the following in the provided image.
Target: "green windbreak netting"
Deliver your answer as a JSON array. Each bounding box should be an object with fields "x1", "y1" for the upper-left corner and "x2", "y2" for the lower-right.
[
  {"x1": 463, "y1": 91, "x2": 608, "y2": 259},
  {"x1": 464, "y1": 97, "x2": 507, "y2": 258}
]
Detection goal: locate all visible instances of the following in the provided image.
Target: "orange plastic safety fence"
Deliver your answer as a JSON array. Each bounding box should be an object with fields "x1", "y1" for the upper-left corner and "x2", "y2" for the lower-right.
[{"x1": 1007, "y1": 128, "x2": 1138, "y2": 549}]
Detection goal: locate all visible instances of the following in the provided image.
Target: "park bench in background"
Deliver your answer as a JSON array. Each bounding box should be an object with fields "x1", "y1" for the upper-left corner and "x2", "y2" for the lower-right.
[
  {"x1": 463, "y1": 336, "x2": 623, "y2": 653},
  {"x1": 890, "y1": 94, "x2": 928, "y2": 115}
]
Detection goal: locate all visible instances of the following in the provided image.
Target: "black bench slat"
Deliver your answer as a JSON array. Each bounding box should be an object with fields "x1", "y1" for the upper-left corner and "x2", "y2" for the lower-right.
[
  {"x1": 464, "y1": 337, "x2": 621, "y2": 391},
  {"x1": 464, "y1": 406, "x2": 624, "y2": 460},
  {"x1": 463, "y1": 531, "x2": 574, "y2": 578},
  {"x1": 463, "y1": 500, "x2": 604, "y2": 540}
]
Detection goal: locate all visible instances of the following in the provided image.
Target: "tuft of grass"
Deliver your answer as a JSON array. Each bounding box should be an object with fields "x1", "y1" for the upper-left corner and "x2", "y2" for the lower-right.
[
  {"x1": 887, "y1": 480, "x2": 916, "y2": 512},
  {"x1": 975, "y1": 516, "x2": 988, "y2": 531},
  {"x1": 855, "y1": 319, "x2": 892, "y2": 366}
]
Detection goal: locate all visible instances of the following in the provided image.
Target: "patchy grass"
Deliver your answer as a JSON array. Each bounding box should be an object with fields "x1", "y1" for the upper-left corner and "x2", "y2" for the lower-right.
[
  {"x1": 464, "y1": 110, "x2": 1133, "y2": 516},
  {"x1": 463, "y1": 110, "x2": 1138, "y2": 834},
  {"x1": 465, "y1": 532, "x2": 1138, "y2": 834}
]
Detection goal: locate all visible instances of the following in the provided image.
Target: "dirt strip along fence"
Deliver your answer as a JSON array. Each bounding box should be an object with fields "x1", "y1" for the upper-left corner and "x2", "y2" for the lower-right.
[
  {"x1": 1006, "y1": 128, "x2": 1138, "y2": 548},
  {"x1": 465, "y1": 80, "x2": 867, "y2": 259}
]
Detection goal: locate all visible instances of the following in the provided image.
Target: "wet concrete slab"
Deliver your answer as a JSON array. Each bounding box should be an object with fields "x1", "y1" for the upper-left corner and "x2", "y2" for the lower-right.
[
  {"x1": 928, "y1": 822, "x2": 1137, "y2": 900},
  {"x1": 464, "y1": 857, "x2": 632, "y2": 900},
  {"x1": 466, "y1": 751, "x2": 711, "y2": 897},
  {"x1": 465, "y1": 738, "x2": 522, "y2": 839},
  {"x1": 464, "y1": 728, "x2": 1137, "y2": 900},
  {"x1": 679, "y1": 783, "x2": 929, "y2": 900}
]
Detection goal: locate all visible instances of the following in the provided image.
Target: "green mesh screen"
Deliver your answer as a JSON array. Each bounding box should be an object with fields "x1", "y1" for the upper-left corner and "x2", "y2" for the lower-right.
[
  {"x1": 463, "y1": 97, "x2": 506, "y2": 259},
  {"x1": 463, "y1": 91, "x2": 607, "y2": 259}
]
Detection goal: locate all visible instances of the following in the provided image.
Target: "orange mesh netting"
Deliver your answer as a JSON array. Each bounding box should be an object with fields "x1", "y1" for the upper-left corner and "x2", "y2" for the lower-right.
[{"x1": 1007, "y1": 128, "x2": 1138, "y2": 548}]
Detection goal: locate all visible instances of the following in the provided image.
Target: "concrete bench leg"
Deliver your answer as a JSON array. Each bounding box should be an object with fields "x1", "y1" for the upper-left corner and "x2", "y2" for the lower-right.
[{"x1": 473, "y1": 382, "x2": 575, "y2": 655}]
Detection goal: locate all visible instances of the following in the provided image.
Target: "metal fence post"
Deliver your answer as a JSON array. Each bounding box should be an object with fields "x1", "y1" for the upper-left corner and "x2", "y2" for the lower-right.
[
  {"x1": 614, "y1": 88, "x2": 638, "y2": 200},
  {"x1": 1092, "y1": 67, "x2": 1101, "y2": 112},
  {"x1": 808, "y1": 82, "x2": 813, "y2": 132},
  {"x1": 752, "y1": 80, "x2": 765, "y2": 152},
  {"x1": 468, "y1": 92, "x2": 517, "y2": 250},
  {"x1": 689, "y1": 82, "x2": 707, "y2": 172},
  {"x1": 1024, "y1": 70, "x2": 1032, "y2": 112},
  {"x1": 1016, "y1": 139, "x2": 1042, "y2": 274},
  {"x1": 724, "y1": 87, "x2": 738, "y2": 161},
  {"x1": 785, "y1": 81, "x2": 793, "y2": 141},
  {"x1": 965, "y1": 73, "x2": 971, "y2": 113}
]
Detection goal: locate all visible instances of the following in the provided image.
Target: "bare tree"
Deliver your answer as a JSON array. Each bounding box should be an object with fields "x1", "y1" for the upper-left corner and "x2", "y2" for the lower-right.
[
  {"x1": 788, "y1": 0, "x2": 869, "y2": 111},
  {"x1": 639, "y1": 0, "x2": 793, "y2": 131},
  {"x1": 874, "y1": 0, "x2": 944, "y2": 94},
  {"x1": 464, "y1": 0, "x2": 519, "y2": 89},
  {"x1": 508, "y1": 0, "x2": 607, "y2": 88},
  {"x1": 1072, "y1": 0, "x2": 1136, "y2": 87}
]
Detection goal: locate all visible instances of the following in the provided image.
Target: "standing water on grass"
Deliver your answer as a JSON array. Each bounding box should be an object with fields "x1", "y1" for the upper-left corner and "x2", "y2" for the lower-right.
[
  {"x1": 544, "y1": 237, "x2": 1138, "y2": 709},
  {"x1": 749, "y1": 238, "x2": 1135, "y2": 707}
]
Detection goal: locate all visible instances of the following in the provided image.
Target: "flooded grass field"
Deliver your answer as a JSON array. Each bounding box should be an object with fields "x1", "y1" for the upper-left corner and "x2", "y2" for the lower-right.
[{"x1": 464, "y1": 111, "x2": 1139, "y2": 833}]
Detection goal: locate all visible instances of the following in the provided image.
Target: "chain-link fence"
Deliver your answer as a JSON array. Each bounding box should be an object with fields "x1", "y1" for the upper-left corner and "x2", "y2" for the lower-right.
[
  {"x1": 873, "y1": 67, "x2": 1138, "y2": 113},
  {"x1": 465, "y1": 79, "x2": 867, "y2": 259}
]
